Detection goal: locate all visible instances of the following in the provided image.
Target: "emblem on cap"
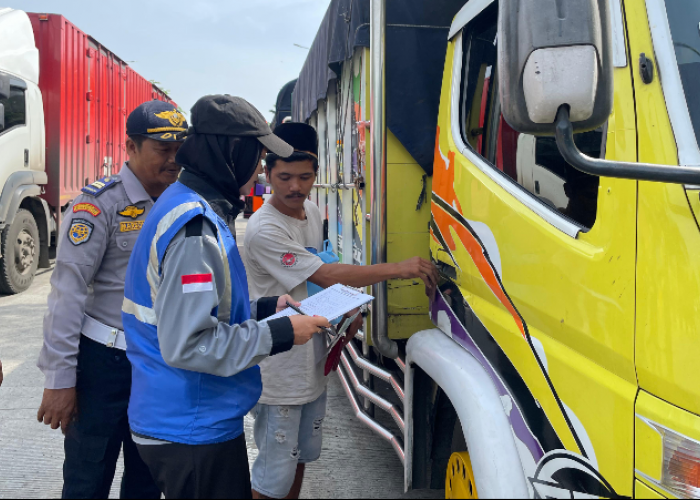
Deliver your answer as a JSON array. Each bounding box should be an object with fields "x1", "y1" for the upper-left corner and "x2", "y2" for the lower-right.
[
  {"x1": 154, "y1": 109, "x2": 186, "y2": 128},
  {"x1": 118, "y1": 205, "x2": 145, "y2": 219},
  {"x1": 69, "y1": 219, "x2": 94, "y2": 246}
]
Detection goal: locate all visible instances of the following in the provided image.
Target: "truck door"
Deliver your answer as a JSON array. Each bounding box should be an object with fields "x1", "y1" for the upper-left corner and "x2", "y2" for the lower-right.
[
  {"x1": 0, "y1": 74, "x2": 30, "y2": 193},
  {"x1": 431, "y1": 1, "x2": 637, "y2": 496}
]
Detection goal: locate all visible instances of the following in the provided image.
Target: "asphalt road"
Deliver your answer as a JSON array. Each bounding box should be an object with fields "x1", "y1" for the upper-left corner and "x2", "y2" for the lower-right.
[{"x1": 0, "y1": 218, "x2": 441, "y2": 499}]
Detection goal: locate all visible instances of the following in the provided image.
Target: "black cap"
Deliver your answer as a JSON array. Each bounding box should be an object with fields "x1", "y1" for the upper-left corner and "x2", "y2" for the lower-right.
[
  {"x1": 272, "y1": 122, "x2": 318, "y2": 158},
  {"x1": 189, "y1": 95, "x2": 293, "y2": 157},
  {"x1": 126, "y1": 101, "x2": 188, "y2": 142}
]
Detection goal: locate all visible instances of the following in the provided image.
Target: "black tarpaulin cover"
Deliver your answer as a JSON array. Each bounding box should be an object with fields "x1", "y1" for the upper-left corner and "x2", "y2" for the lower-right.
[
  {"x1": 271, "y1": 79, "x2": 297, "y2": 131},
  {"x1": 292, "y1": 0, "x2": 466, "y2": 174}
]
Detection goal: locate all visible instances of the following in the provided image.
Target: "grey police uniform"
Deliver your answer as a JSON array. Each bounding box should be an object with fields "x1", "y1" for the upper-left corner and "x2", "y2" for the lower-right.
[
  {"x1": 37, "y1": 98, "x2": 187, "y2": 500},
  {"x1": 39, "y1": 164, "x2": 152, "y2": 387},
  {"x1": 38, "y1": 163, "x2": 161, "y2": 500}
]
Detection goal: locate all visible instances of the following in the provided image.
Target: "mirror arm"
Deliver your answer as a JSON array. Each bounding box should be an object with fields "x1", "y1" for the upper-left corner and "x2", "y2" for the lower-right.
[{"x1": 555, "y1": 107, "x2": 700, "y2": 185}]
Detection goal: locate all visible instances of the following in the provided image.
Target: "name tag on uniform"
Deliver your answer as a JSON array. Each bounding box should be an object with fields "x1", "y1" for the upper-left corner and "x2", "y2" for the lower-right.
[
  {"x1": 120, "y1": 221, "x2": 144, "y2": 233},
  {"x1": 182, "y1": 274, "x2": 214, "y2": 294}
]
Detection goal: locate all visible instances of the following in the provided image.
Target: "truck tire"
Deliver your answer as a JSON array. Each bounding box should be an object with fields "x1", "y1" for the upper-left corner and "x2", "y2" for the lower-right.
[{"x1": 0, "y1": 209, "x2": 40, "y2": 295}]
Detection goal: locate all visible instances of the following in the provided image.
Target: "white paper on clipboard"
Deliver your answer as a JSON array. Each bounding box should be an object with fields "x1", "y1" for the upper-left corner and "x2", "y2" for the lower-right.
[{"x1": 261, "y1": 284, "x2": 373, "y2": 323}]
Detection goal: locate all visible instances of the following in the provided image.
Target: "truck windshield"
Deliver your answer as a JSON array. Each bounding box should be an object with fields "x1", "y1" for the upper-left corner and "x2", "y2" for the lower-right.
[{"x1": 666, "y1": 0, "x2": 700, "y2": 145}]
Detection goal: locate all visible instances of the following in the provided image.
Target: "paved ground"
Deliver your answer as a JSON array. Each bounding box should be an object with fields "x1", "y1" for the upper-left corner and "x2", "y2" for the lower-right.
[{"x1": 0, "y1": 218, "x2": 441, "y2": 499}]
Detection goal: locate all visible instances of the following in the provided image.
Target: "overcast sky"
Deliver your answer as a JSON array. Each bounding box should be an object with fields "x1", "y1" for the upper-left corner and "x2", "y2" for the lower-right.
[{"x1": 8, "y1": 0, "x2": 329, "y2": 120}]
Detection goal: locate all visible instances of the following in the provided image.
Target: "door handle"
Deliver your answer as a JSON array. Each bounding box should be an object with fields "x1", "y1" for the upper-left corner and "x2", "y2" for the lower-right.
[{"x1": 24, "y1": 149, "x2": 29, "y2": 167}]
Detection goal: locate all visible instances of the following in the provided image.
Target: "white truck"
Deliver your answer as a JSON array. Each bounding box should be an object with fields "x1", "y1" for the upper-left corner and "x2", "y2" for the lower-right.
[{"x1": 0, "y1": 8, "x2": 173, "y2": 294}]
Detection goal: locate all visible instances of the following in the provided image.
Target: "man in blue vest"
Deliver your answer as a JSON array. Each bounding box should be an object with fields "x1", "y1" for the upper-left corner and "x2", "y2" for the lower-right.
[{"x1": 122, "y1": 95, "x2": 330, "y2": 499}]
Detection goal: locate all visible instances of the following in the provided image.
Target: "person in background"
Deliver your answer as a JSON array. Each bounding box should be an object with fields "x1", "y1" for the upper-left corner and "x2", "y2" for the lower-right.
[
  {"x1": 244, "y1": 123, "x2": 438, "y2": 500},
  {"x1": 36, "y1": 101, "x2": 188, "y2": 499},
  {"x1": 122, "y1": 95, "x2": 331, "y2": 499}
]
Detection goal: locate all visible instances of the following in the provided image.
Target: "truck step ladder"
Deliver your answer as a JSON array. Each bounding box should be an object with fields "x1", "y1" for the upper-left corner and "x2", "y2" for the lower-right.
[{"x1": 337, "y1": 331, "x2": 406, "y2": 465}]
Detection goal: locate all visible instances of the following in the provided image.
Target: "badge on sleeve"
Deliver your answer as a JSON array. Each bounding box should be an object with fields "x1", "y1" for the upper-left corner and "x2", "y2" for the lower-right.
[
  {"x1": 118, "y1": 205, "x2": 145, "y2": 219},
  {"x1": 281, "y1": 253, "x2": 297, "y2": 268},
  {"x1": 69, "y1": 219, "x2": 94, "y2": 246},
  {"x1": 182, "y1": 274, "x2": 214, "y2": 294},
  {"x1": 73, "y1": 203, "x2": 102, "y2": 217}
]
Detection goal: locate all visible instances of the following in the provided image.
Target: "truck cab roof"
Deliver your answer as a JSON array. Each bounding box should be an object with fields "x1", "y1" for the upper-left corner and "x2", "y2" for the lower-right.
[{"x1": 0, "y1": 8, "x2": 39, "y2": 85}]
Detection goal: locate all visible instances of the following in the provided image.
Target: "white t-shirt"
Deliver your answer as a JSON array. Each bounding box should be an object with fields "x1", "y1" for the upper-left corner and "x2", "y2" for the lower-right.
[{"x1": 244, "y1": 200, "x2": 327, "y2": 405}]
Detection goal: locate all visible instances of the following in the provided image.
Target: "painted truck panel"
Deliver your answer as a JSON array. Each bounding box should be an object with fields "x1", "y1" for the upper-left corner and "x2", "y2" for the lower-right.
[
  {"x1": 624, "y1": 0, "x2": 700, "y2": 418},
  {"x1": 308, "y1": 47, "x2": 433, "y2": 342},
  {"x1": 27, "y1": 13, "x2": 174, "y2": 210}
]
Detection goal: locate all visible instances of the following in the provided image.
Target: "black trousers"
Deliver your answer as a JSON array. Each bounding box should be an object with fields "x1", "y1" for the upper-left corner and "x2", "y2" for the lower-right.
[
  {"x1": 62, "y1": 336, "x2": 160, "y2": 499},
  {"x1": 136, "y1": 435, "x2": 252, "y2": 499}
]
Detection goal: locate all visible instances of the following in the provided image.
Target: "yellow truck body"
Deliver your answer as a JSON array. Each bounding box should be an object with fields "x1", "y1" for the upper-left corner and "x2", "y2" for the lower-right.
[{"x1": 294, "y1": 0, "x2": 700, "y2": 497}]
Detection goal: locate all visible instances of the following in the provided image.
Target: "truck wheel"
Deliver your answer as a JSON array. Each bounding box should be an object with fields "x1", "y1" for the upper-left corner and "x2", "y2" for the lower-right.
[
  {"x1": 446, "y1": 419, "x2": 478, "y2": 499},
  {"x1": 0, "y1": 209, "x2": 40, "y2": 295}
]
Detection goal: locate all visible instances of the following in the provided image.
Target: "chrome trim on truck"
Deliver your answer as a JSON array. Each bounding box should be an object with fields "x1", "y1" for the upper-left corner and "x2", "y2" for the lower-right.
[
  {"x1": 338, "y1": 336, "x2": 407, "y2": 466},
  {"x1": 338, "y1": 360, "x2": 406, "y2": 465},
  {"x1": 370, "y1": 0, "x2": 397, "y2": 359}
]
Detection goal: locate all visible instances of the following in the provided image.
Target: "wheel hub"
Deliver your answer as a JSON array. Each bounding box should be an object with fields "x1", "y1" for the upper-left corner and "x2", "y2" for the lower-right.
[
  {"x1": 446, "y1": 452, "x2": 478, "y2": 499},
  {"x1": 14, "y1": 229, "x2": 36, "y2": 275}
]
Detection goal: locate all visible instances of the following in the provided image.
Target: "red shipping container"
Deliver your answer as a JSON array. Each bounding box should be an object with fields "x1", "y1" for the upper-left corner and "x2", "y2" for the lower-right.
[{"x1": 27, "y1": 13, "x2": 176, "y2": 211}]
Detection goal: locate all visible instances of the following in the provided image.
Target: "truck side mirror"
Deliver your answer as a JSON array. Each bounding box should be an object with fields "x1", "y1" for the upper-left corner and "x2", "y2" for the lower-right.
[
  {"x1": 0, "y1": 103, "x2": 5, "y2": 132},
  {"x1": 0, "y1": 74, "x2": 10, "y2": 101},
  {"x1": 498, "y1": 0, "x2": 700, "y2": 186},
  {"x1": 498, "y1": 0, "x2": 614, "y2": 135}
]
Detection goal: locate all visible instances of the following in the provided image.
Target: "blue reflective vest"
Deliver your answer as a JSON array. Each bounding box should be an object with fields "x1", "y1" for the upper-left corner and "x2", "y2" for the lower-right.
[{"x1": 122, "y1": 181, "x2": 262, "y2": 445}]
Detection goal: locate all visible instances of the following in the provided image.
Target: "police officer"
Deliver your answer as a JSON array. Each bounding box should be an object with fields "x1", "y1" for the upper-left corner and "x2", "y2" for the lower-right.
[
  {"x1": 122, "y1": 95, "x2": 330, "y2": 499},
  {"x1": 37, "y1": 101, "x2": 188, "y2": 499}
]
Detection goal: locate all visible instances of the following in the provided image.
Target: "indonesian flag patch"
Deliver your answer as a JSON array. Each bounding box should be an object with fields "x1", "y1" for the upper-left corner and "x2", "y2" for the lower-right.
[{"x1": 182, "y1": 274, "x2": 213, "y2": 294}]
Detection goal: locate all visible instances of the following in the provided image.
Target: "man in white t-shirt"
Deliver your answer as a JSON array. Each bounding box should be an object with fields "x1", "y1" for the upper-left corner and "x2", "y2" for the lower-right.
[{"x1": 244, "y1": 123, "x2": 438, "y2": 500}]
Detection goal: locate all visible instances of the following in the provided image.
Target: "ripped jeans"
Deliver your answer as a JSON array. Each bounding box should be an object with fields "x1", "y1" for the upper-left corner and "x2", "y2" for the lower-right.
[{"x1": 250, "y1": 391, "x2": 327, "y2": 499}]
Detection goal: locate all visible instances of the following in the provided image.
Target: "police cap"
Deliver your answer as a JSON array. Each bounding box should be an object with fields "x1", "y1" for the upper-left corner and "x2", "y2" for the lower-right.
[{"x1": 127, "y1": 100, "x2": 188, "y2": 143}]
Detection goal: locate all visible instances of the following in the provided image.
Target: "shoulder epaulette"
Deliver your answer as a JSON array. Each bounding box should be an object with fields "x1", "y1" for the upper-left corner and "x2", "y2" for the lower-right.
[{"x1": 81, "y1": 176, "x2": 121, "y2": 197}]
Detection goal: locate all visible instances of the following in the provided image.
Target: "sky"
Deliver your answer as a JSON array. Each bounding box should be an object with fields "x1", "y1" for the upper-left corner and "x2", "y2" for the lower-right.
[{"x1": 8, "y1": 0, "x2": 330, "y2": 120}]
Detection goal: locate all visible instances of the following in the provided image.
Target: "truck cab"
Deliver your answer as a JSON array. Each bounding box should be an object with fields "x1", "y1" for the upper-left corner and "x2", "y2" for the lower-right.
[
  {"x1": 424, "y1": 0, "x2": 700, "y2": 497},
  {"x1": 0, "y1": 8, "x2": 50, "y2": 294}
]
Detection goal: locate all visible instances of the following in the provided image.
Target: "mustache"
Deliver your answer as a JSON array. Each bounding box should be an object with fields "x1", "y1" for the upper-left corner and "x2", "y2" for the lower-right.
[{"x1": 286, "y1": 193, "x2": 307, "y2": 198}]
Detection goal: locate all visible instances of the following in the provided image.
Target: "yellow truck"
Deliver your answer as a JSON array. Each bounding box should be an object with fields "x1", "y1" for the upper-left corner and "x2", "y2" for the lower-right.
[{"x1": 291, "y1": 0, "x2": 700, "y2": 497}]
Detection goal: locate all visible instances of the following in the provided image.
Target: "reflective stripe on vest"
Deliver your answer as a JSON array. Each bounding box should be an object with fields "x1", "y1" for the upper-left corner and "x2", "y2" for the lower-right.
[{"x1": 122, "y1": 297, "x2": 157, "y2": 326}]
